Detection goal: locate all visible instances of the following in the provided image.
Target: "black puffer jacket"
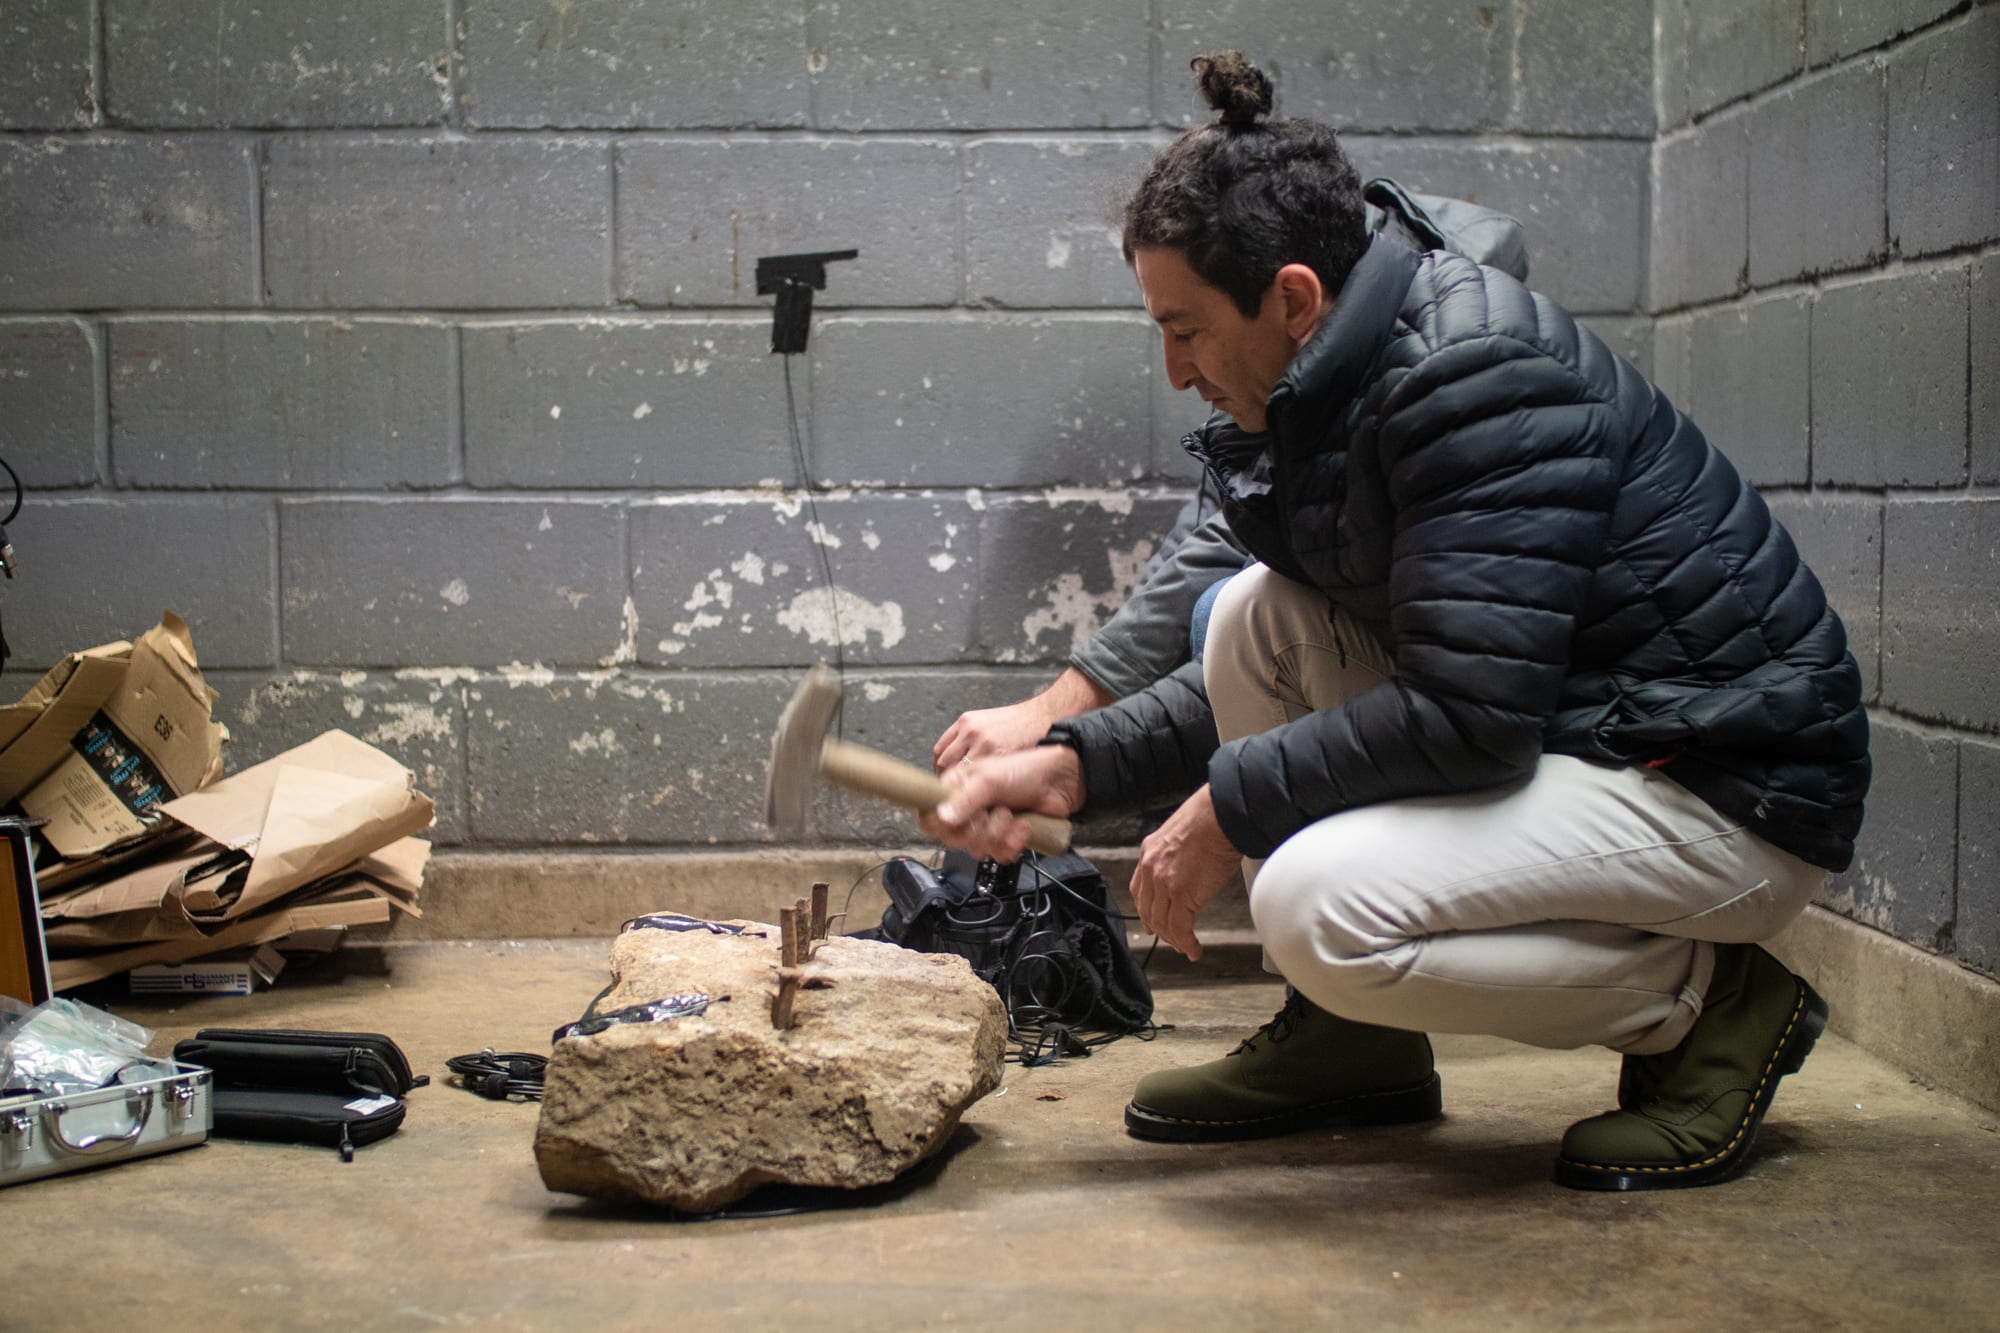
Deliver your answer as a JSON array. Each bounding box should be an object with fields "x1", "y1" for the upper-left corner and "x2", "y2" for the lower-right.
[{"x1": 1050, "y1": 234, "x2": 1869, "y2": 872}]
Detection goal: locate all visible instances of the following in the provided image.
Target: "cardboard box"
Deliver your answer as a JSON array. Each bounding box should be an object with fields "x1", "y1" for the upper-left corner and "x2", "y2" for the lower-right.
[{"x1": 6, "y1": 613, "x2": 226, "y2": 862}]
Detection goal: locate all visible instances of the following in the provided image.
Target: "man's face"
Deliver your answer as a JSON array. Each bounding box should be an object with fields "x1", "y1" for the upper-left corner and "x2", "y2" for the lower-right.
[{"x1": 1133, "y1": 246, "x2": 1313, "y2": 434}]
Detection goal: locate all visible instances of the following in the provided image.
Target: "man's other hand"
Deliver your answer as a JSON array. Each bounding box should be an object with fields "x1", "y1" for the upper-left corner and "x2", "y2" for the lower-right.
[
  {"x1": 919, "y1": 745, "x2": 1086, "y2": 864},
  {"x1": 1129, "y1": 785, "x2": 1240, "y2": 962},
  {"x1": 933, "y1": 667, "x2": 1114, "y2": 771}
]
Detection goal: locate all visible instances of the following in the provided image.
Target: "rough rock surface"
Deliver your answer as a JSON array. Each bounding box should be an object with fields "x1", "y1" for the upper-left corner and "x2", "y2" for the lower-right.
[{"x1": 533, "y1": 920, "x2": 1007, "y2": 1212}]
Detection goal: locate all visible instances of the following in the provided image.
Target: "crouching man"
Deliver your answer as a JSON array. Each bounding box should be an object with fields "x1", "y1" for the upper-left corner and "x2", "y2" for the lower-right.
[{"x1": 922, "y1": 51, "x2": 1869, "y2": 1191}]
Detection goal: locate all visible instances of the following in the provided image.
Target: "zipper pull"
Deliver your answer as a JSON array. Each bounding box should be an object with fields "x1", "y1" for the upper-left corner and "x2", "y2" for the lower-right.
[{"x1": 338, "y1": 1122, "x2": 354, "y2": 1163}]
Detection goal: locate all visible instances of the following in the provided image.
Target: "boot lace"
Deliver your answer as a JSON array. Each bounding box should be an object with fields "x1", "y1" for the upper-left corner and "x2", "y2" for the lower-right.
[{"x1": 1231, "y1": 988, "x2": 1309, "y2": 1056}]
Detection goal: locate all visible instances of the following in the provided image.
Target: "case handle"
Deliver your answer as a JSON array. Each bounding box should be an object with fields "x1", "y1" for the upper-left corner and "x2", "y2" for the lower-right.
[{"x1": 42, "y1": 1084, "x2": 155, "y2": 1155}]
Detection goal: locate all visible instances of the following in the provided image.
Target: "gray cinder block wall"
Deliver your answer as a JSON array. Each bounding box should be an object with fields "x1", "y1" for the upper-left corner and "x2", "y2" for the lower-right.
[
  {"x1": 1650, "y1": 0, "x2": 2000, "y2": 986},
  {"x1": 0, "y1": 2, "x2": 1991, "y2": 992}
]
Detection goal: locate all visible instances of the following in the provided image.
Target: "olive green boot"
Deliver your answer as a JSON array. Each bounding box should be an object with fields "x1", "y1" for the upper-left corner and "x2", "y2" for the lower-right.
[
  {"x1": 1556, "y1": 943, "x2": 1828, "y2": 1191},
  {"x1": 1124, "y1": 989, "x2": 1442, "y2": 1142}
]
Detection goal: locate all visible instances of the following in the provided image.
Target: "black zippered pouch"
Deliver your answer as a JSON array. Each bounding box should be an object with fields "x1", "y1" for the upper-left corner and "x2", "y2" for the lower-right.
[
  {"x1": 174, "y1": 1028, "x2": 420, "y2": 1097},
  {"x1": 172, "y1": 1028, "x2": 425, "y2": 1161}
]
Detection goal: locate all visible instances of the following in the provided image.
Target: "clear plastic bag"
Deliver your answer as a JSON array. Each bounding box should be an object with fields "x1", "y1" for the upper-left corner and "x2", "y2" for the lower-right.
[{"x1": 0, "y1": 995, "x2": 166, "y2": 1096}]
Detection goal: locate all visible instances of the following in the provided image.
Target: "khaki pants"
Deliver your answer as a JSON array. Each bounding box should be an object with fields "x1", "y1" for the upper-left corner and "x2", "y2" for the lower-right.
[{"x1": 1203, "y1": 565, "x2": 1825, "y2": 1055}]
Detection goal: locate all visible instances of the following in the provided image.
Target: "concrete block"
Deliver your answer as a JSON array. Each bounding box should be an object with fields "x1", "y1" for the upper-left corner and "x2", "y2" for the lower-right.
[
  {"x1": 1812, "y1": 268, "x2": 1968, "y2": 487},
  {"x1": 1650, "y1": 313, "x2": 1692, "y2": 404},
  {"x1": 614, "y1": 139, "x2": 957, "y2": 309},
  {"x1": 1348, "y1": 135, "x2": 1649, "y2": 315},
  {"x1": 1882, "y1": 497, "x2": 2000, "y2": 729},
  {"x1": 1819, "y1": 721, "x2": 1955, "y2": 952},
  {"x1": 1683, "y1": 293, "x2": 1811, "y2": 487},
  {"x1": 110, "y1": 320, "x2": 455, "y2": 489},
  {"x1": 1959, "y1": 739, "x2": 2000, "y2": 975},
  {"x1": 1747, "y1": 60, "x2": 1887, "y2": 285},
  {"x1": 629, "y1": 493, "x2": 979, "y2": 668},
  {"x1": 973, "y1": 492, "x2": 1189, "y2": 666},
  {"x1": 1763, "y1": 495, "x2": 1881, "y2": 699},
  {"x1": 1887, "y1": 8, "x2": 2000, "y2": 258},
  {"x1": 1156, "y1": 0, "x2": 1506, "y2": 132},
  {"x1": 1650, "y1": 117, "x2": 1749, "y2": 311},
  {"x1": 1684, "y1": 0, "x2": 1803, "y2": 117},
  {"x1": 280, "y1": 499, "x2": 627, "y2": 667},
  {"x1": 0, "y1": 0, "x2": 93, "y2": 128},
  {"x1": 263, "y1": 136, "x2": 609, "y2": 308},
  {"x1": 462, "y1": 319, "x2": 796, "y2": 488},
  {"x1": 963, "y1": 137, "x2": 1160, "y2": 309},
  {"x1": 465, "y1": 669, "x2": 794, "y2": 845},
  {"x1": 1512, "y1": 0, "x2": 1654, "y2": 136},
  {"x1": 1578, "y1": 315, "x2": 1657, "y2": 382},
  {"x1": 0, "y1": 318, "x2": 98, "y2": 489},
  {"x1": 0, "y1": 135, "x2": 256, "y2": 309},
  {"x1": 1808, "y1": 0, "x2": 1959, "y2": 64},
  {"x1": 1975, "y1": 256, "x2": 1998, "y2": 485},
  {"x1": 1654, "y1": 0, "x2": 1692, "y2": 131},
  {"x1": 207, "y1": 670, "x2": 468, "y2": 846},
  {"x1": 1, "y1": 497, "x2": 275, "y2": 669},
  {"x1": 459, "y1": 0, "x2": 806, "y2": 128},
  {"x1": 810, "y1": 0, "x2": 1149, "y2": 131},
  {"x1": 809, "y1": 315, "x2": 1154, "y2": 488},
  {"x1": 104, "y1": 0, "x2": 447, "y2": 127}
]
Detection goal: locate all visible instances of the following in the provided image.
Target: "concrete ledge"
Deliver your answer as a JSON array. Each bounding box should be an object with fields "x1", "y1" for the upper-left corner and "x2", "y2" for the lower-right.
[
  {"x1": 394, "y1": 846, "x2": 1265, "y2": 976},
  {"x1": 1771, "y1": 905, "x2": 2000, "y2": 1114}
]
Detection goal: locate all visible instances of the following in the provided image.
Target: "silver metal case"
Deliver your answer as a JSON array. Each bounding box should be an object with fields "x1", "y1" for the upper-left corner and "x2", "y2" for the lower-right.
[{"x1": 0, "y1": 1061, "x2": 212, "y2": 1187}]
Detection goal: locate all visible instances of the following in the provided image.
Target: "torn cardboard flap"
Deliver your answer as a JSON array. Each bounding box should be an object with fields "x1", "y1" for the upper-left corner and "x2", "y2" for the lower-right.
[
  {"x1": 162, "y1": 729, "x2": 435, "y2": 921},
  {"x1": 15, "y1": 612, "x2": 228, "y2": 860},
  {"x1": 0, "y1": 640, "x2": 132, "y2": 804}
]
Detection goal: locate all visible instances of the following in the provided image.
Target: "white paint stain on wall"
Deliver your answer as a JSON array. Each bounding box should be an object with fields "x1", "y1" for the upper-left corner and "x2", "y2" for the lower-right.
[
  {"x1": 599, "y1": 596, "x2": 639, "y2": 667},
  {"x1": 500, "y1": 661, "x2": 557, "y2": 688},
  {"x1": 928, "y1": 552, "x2": 957, "y2": 572},
  {"x1": 776, "y1": 587, "x2": 906, "y2": 649},
  {"x1": 365, "y1": 701, "x2": 453, "y2": 747},
  {"x1": 569, "y1": 727, "x2": 622, "y2": 756},
  {"x1": 440, "y1": 577, "x2": 471, "y2": 607},
  {"x1": 862, "y1": 681, "x2": 896, "y2": 702},
  {"x1": 1045, "y1": 234, "x2": 1072, "y2": 269},
  {"x1": 730, "y1": 552, "x2": 766, "y2": 585},
  {"x1": 1039, "y1": 486, "x2": 1136, "y2": 516},
  {"x1": 1020, "y1": 537, "x2": 1157, "y2": 653}
]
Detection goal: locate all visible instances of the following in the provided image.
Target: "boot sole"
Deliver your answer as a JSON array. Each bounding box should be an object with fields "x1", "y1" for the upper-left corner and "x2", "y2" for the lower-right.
[
  {"x1": 1123, "y1": 1073, "x2": 1444, "y2": 1143},
  {"x1": 1554, "y1": 978, "x2": 1829, "y2": 1192}
]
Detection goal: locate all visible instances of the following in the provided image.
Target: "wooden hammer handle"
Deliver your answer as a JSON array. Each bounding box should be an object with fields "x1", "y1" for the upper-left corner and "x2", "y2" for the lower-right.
[{"x1": 819, "y1": 738, "x2": 1072, "y2": 856}]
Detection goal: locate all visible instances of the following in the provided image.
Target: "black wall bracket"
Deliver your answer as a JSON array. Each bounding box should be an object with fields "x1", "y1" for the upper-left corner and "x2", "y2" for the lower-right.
[{"x1": 755, "y1": 249, "x2": 859, "y2": 355}]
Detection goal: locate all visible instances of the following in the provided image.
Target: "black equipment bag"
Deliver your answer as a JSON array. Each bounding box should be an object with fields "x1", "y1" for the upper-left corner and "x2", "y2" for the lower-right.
[
  {"x1": 868, "y1": 850, "x2": 1153, "y2": 1042},
  {"x1": 172, "y1": 1028, "x2": 424, "y2": 1161}
]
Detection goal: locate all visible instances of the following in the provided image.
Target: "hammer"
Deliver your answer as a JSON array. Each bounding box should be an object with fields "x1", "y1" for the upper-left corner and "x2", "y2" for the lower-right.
[{"x1": 764, "y1": 665, "x2": 1072, "y2": 855}]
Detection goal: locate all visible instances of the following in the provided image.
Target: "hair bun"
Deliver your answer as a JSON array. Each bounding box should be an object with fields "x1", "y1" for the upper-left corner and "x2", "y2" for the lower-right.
[{"x1": 1192, "y1": 50, "x2": 1273, "y2": 127}]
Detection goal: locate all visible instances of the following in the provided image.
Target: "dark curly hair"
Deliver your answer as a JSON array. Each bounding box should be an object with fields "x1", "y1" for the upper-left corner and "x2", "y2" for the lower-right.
[{"x1": 1122, "y1": 51, "x2": 1367, "y2": 318}]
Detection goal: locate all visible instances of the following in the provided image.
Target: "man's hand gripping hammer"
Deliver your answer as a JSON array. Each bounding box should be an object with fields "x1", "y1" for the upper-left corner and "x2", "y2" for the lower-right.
[{"x1": 764, "y1": 665, "x2": 1072, "y2": 855}]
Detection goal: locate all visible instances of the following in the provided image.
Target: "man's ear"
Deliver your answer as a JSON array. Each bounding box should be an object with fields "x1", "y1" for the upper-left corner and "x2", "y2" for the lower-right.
[{"x1": 1273, "y1": 263, "x2": 1327, "y2": 339}]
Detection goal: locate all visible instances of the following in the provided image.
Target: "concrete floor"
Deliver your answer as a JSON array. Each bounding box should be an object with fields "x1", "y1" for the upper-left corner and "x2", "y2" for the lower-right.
[{"x1": 7, "y1": 939, "x2": 1998, "y2": 1332}]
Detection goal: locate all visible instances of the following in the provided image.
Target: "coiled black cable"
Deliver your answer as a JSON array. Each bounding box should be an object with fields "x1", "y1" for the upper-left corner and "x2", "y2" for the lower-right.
[{"x1": 445, "y1": 1048, "x2": 546, "y2": 1101}]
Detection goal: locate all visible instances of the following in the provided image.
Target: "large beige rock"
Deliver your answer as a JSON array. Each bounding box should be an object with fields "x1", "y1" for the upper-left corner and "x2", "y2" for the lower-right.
[{"x1": 534, "y1": 919, "x2": 1007, "y2": 1212}]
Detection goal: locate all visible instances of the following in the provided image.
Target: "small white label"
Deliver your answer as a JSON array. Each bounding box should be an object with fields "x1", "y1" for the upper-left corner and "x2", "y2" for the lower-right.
[{"x1": 344, "y1": 1095, "x2": 397, "y2": 1115}]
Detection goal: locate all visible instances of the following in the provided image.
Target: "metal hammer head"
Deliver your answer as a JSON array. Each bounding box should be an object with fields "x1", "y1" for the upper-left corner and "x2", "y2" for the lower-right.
[{"x1": 764, "y1": 664, "x2": 843, "y2": 836}]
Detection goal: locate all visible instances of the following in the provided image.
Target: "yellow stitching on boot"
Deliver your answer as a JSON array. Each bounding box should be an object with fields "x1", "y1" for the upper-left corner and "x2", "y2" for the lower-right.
[
  {"x1": 1132, "y1": 1075, "x2": 1441, "y2": 1127},
  {"x1": 1560, "y1": 984, "x2": 1808, "y2": 1176}
]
